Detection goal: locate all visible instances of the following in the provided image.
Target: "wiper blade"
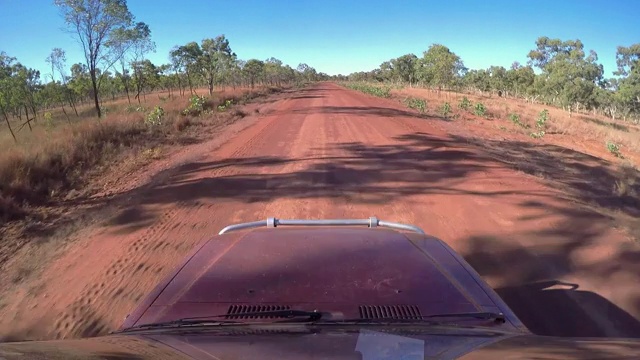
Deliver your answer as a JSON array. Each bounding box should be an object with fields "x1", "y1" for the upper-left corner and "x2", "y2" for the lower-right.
[
  {"x1": 424, "y1": 312, "x2": 505, "y2": 323},
  {"x1": 119, "y1": 319, "x2": 242, "y2": 332},
  {"x1": 119, "y1": 309, "x2": 324, "y2": 332},
  {"x1": 118, "y1": 311, "x2": 505, "y2": 332}
]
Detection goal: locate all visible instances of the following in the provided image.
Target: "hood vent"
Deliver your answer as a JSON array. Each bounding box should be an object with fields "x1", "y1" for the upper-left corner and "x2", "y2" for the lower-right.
[
  {"x1": 359, "y1": 305, "x2": 422, "y2": 319},
  {"x1": 225, "y1": 305, "x2": 291, "y2": 319}
]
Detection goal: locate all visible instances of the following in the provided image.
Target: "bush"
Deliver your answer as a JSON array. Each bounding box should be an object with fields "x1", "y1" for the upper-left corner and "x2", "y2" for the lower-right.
[
  {"x1": 508, "y1": 113, "x2": 529, "y2": 129},
  {"x1": 126, "y1": 105, "x2": 146, "y2": 113},
  {"x1": 530, "y1": 109, "x2": 549, "y2": 139},
  {"x1": 440, "y1": 102, "x2": 452, "y2": 118},
  {"x1": 217, "y1": 99, "x2": 233, "y2": 112},
  {"x1": 145, "y1": 106, "x2": 165, "y2": 126},
  {"x1": 607, "y1": 141, "x2": 623, "y2": 158},
  {"x1": 473, "y1": 103, "x2": 486, "y2": 117},
  {"x1": 43, "y1": 111, "x2": 54, "y2": 131},
  {"x1": 536, "y1": 109, "x2": 549, "y2": 128},
  {"x1": 458, "y1": 97, "x2": 471, "y2": 110},
  {"x1": 404, "y1": 97, "x2": 426, "y2": 113},
  {"x1": 182, "y1": 95, "x2": 207, "y2": 116},
  {"x1": 344, "y1": 83, "x2": 391, "y2": 98}
]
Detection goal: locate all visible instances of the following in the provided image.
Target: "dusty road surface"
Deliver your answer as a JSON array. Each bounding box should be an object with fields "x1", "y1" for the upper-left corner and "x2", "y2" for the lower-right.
[{"x1": 1, "y1": 82, "x2": 639, "y2": 340}]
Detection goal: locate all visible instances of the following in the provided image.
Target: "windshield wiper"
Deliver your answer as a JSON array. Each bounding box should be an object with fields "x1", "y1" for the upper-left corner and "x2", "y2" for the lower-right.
[
  {"x1": 422, "y1": 312, "x2": 507, "y2": 324},
  {"x1": 121, "y1": 309, "x2": 324, "y2": 331},
  {"x1": 119, "y1": 319, "x2": 243, "y2": 332},
  {"x1": 189, "y1": 310, "x2": 505, "y2": 324},
  {"x1": 118, "y1": 311, "x2": 505, "y2": 333},
  {"x1": 422, "y1": 312, "x2": 506, "y2": 323}
]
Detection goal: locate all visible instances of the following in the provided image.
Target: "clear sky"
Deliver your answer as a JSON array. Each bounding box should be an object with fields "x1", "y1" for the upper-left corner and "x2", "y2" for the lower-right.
[{"x1": 1, "y1": 0, "x2": 638, "y2": 80}]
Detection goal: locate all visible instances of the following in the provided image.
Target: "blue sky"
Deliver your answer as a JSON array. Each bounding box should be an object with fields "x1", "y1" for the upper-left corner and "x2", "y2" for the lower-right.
[{"x1": 1, "y1": 0, "x2": 638, "y2": 79}]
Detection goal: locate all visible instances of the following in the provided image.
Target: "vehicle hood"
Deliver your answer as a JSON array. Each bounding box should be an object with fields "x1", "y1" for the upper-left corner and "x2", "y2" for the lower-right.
[
  {"x1": 1, "y1": 331, "x2": 640, "y2": 359},
  {"x1": 121, "y1": 228, "x2": 520, "y2": 330}
]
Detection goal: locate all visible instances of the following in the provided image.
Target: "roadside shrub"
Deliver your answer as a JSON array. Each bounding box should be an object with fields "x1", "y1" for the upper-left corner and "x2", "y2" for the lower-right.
[
  {"x1": 458, "y1": 97, "x2": 471, "y2": 110},
  {"x1": 508, "y1": 113, "x2": 529, "y2": 129},
  {"x1": 344, "y1": 83, "x2": 391, "y2": 98},
  {"x1": 536, "y1": 109, "x2": 549, "y2": 128},
  {"x1": 145, "y1": 106, "x2": 165, "y2": 126},
  {"x1": 607, "y1": 141, "x2": 623, "y2": 158},
  {"x1": 126, "y1": 105, "x2": 146, "y2": 113},
  {"x1": 473, "y1": 103, "x2": 486, "y2": 117},
  {"x1": 440, "y1": 102, "x2": 452, "y2": 118},
  {"x1": 217, "y1": 99, "x2": 233, "y2": 112},
  {"x1": 530, "y1": 109, "x2": 549, "y2": 139},
  {"x1": 43, "y1": 111, "x2": 54, "y2": 131},
  {"x1": 404, "y1": 97, "x2": 426, "y2": 113},
  {"x1": 182, "y1": 95, "x2": 207, "y2": 116}
]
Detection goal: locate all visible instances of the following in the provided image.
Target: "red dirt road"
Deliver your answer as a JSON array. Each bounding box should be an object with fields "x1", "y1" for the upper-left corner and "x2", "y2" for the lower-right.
[{"x1": 1, "y1": 83, "x2": 639, "y2": 340}]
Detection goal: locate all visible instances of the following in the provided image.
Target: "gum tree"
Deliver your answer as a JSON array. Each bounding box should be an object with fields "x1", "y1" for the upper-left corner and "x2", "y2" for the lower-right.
[
  {"x1": 527, "y1": 37, "x2": 604, "y2": 113},
  {"x1": 199, "y1": 35, "x2": 235, "y2": 95},
  {"x1": 54, "y1": 0, "x2": 146, "y2": 117}
]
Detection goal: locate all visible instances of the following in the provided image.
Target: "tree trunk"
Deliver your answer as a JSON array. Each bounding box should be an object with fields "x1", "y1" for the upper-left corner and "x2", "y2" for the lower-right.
[
  {"x1": 90, "y1": 67, "x2": 101, "y2": 118},
  {"x1": 1, "y1": 107, "x2": 17, "y2": 143},
  {"x1": 121, "y1": 63, "x2": 131, "y2": 105},
  {"x1": 186, "y1": 69, "x2": 194, "y2": 95},
  {"x1": 61, "y1": 102, "x2": 71, "y2": 124},
  {"x1": 23, "y1": 105, "x2": 33, "y2": 131},
  {"x1": 68, "y1": 94, "x2": 79, "y2": 117},
  {"x1": 175, "y1": 72, "x2": 183, "y2": 97}
]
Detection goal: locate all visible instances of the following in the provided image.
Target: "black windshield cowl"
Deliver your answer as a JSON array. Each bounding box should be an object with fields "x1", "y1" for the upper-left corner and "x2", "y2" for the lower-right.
[
  {"x1": 222, "y1": 309, "x2": 324, "y2": 321},
  {"x1": 118, "y1": 311, "x2": 505, "y2": 333}
]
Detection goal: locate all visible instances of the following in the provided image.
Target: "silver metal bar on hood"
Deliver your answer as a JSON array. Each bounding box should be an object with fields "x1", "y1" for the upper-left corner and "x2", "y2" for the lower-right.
[{"x1": 218, "y1": 217, "x2": 425, "y2": 235}]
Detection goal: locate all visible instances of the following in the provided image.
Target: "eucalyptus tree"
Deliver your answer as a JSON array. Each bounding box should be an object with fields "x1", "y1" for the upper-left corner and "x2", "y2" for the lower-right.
[{"x1": 54, "y1": 0, "x2": 148, "y2": 117}]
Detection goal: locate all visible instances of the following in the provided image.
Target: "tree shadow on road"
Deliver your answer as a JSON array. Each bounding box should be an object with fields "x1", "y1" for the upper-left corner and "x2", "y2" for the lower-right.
[
  {"x1": 26, "y1": 101, "x2": 640, "y2": 340},
  {"x1": 446, "y1": 134, "x2": 640, "y2": 219},
  {"x1": 289, "y1": 105, "x2": 444, "y2": 121}
]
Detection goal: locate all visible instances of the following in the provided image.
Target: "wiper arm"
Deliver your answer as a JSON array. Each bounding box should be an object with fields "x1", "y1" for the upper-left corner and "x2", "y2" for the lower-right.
[
  {"x1": 422, "y1": 312, "x2": 506, "y2": 323},
  {"x1": 118, "y1": 311, "x2": 504, "y2": 332},
  {"x1": 118, "y1": 319, "x2": 242, "y2": 332},
  {"x1": 118, "y1": 309, "x2": 324, "y2": 332}
]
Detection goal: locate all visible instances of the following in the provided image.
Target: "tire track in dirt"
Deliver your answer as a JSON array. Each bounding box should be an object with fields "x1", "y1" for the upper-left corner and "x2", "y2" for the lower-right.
[
  {"x1": 49, "y1": 97, "x2": 307, "y2": 339},
  {"x1": 0, "y1": 94, "x2": 307, "y2": 340}
]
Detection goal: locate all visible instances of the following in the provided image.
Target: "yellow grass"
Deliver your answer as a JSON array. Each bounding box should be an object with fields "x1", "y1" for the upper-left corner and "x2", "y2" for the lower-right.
[{"x1": 0, "y1": 86, "x2": 276, "y2": 223}]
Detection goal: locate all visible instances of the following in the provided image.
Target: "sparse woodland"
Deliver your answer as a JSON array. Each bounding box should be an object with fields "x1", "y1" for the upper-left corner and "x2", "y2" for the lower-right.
[
  {"x1": 0, "y1": 0, "x2": 328, "y2": 224},
  {"x1": 342, "y1": 39, "x2": 640, "y2": 123}
]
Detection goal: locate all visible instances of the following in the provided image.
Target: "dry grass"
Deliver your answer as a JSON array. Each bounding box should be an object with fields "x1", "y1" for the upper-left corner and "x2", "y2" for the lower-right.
[
  {"x1": 0, "y1": 116, "x2": 147, "y2": 221},
  {"x1": 395, "y1": 87, "x2": 640, "y2": 158},
  {"x1": 614, "y1": 162, "x2": 639, "y2": 198},
  {"x1": 173, "y1": 116, "x2": 192, "y2": 132},
  {"x1": 0, "y1": 86, "x2": 282, "y2": 225}
]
